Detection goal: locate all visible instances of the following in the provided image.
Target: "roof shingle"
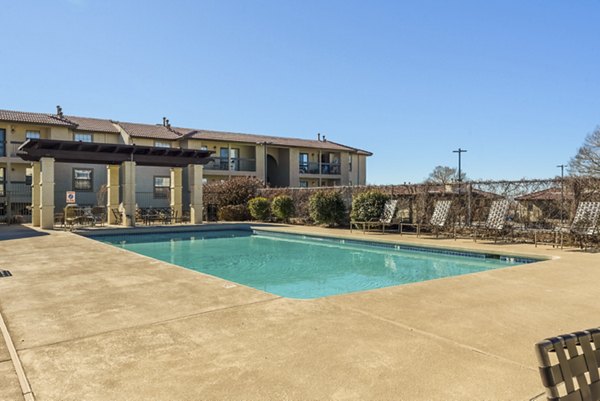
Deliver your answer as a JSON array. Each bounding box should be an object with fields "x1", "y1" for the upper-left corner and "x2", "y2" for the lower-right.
[
  {"x1": 174, "y1": 127, "x2": 370, "y2": 154},
  {"x1": 117, "y1": 122, "x2": 181, "y2": 140},
  {"x1": 0, "y1": 109, "x2": 76, "y2": 127},
  {"x1": 65, "y1": 115, "x2": 120, "y2": 134}
]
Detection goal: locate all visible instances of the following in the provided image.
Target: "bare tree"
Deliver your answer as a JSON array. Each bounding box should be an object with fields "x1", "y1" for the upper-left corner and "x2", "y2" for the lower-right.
[
  {"x1": 426, "y1": 165, "x2": 467, "y2": 184},
  {"x1": 570, "y1": 127, "x2": 600, "y2": 177}
]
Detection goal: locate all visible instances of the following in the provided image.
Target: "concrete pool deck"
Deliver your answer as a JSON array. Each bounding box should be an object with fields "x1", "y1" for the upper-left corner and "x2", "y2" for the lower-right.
[{"x1": 0, "y1": 223, "x2": 598, "y2": 400}]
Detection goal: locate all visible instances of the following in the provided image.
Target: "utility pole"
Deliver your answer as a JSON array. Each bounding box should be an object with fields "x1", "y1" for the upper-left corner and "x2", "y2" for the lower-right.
[
  {"x1": 557, "y1": 164, "x2": 566, "y2": 226},
  {"x1": 453, "y1": 148, "x2": 467, "y2": 182}
]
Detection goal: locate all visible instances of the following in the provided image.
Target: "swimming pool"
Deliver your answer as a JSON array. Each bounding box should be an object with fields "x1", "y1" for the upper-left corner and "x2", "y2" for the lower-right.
[{"x1": 92, "y1": 229, "x2": 540, "y2": 299}]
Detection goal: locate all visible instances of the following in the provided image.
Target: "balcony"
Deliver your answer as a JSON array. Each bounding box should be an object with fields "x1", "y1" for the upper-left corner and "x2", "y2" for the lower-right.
[
  {"x1": 299, "y1": 162, "x2": 341, "y2": 175},
  {"x1": 204, "y1": 157, "x2": 256, "y2": 172},
  {"x1": 0, "y1": 142, "x2": 24, "y2": 158}
]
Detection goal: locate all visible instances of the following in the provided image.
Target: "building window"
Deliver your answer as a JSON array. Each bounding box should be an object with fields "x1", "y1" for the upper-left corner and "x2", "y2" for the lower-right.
[
  {"x1": 154, "y1": 141, "x2": 171, "y2": 148},
  {"x1": 25, "y1": 168, "x2": 33, "y2": 186},
  {"x1": 154, "y1": 176, "x2": 170, "y2": 199},
  {"x1": 299, "y1": 153, "x2": 309, "y2": 173},
  {"x1": 0, "y1": 167, "x2": 5, "y2": 196},
  {"x1": 73, "y1": 168, "x2": 93, "y2": 191},
  {"x1": 74, "y1": 133, "x2": 93, "y2": 142},
  {"x1": 349, "y1": 154, "x2": 353, "y2": 172},
  {"x1": 219, "y1": 147, "x2": 240, "y2": 170},
  {"x1": 299, "y1": 180, "x2": 308, "y2": 188},
  {"x1": 0, "y1": 128, "x2": 5, "y2": 157},
  {"x1": 26, "y1": 130, "x2": 41, "y2": 140}
]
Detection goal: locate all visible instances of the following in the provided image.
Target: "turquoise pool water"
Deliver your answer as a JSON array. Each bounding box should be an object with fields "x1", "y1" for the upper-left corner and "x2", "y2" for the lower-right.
[{"x1": 94, "y1": 230, "x2": 539, "y2": 299}]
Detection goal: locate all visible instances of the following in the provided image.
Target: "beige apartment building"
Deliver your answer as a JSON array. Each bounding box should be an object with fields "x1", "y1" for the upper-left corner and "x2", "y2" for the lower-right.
[{"x1": 0, "y1": 107, "x2": 370, "y2": 219}]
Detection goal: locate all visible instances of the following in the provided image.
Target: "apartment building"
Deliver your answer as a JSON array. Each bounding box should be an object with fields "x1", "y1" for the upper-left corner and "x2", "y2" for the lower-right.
[{"x1": 0, "y1": 107, "x2": 370, "y2": 218}]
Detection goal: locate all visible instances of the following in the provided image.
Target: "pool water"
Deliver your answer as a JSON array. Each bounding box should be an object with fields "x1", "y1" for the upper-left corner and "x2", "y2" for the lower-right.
[{"x1": 94, "y1": 230, "x2": 539, "y2": 299}]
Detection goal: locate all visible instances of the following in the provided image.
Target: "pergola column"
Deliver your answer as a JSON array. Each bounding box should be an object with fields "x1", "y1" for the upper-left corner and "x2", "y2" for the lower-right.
[
  {"x1": 188, "y1": 164, "x2": 203, "y2": 224},
  {"x1": 106, "y1": 165, "x2": 120, "y2": 224},
  {"x1": 39, "y1": 157, "x2": 55, "y2": 229},
  {"x1": 121, "y1": 161, "x2": 136, "y2": 226},
  {"x1": 31, "y1": 161, "x2": 41, "y2": 227},
  {"x1": 170, "y1": 167, "x2": 183, "y2": 222}
]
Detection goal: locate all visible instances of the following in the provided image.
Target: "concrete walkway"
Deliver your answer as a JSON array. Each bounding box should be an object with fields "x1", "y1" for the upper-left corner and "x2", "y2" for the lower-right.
[{"x1": 0, "y1": 223, "x2": 598, "y2": 400}]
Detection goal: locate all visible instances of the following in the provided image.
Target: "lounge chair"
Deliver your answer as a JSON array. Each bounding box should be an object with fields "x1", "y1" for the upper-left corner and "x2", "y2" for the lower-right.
[
  {"x1": 535, "y1": 327, "x2": 600, "y2": 401},
  {"x1": 416, "y1": 200, "x2": 453, "y2": 238},
  {"x1": 91, "y1": 206, "x2": 106, "y2": 226},
  {"x1": 111, "y1": 208, "x2": 123, "y2": 225},
  {"x1": 559, "y1": 201, "x2": 600, "y2": 249},
  {"x1": 351, "y1": 199, "x2": 399, "y2": 233},
  {"x1": 474, "y1": 199, "x2": 512, "y2": 242}
]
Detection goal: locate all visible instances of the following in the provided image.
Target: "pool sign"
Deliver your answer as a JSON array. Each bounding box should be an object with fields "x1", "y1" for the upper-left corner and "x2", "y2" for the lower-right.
[{"x1": 66, "y1": 191, "x2": 76, "y2": 204}]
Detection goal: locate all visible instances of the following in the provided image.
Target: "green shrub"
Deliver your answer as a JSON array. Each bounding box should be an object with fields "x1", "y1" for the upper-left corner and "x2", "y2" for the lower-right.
[
  {"x1": 217, "y1": 204, "x2": 249, "y2": 221},
  {"x1": 248, "y1": 197, "x2": 271, "y2": 221},
  {"x1": 308, "y1": 190, "x2": 346, "y2": 226},
  {"x1": 350, "y1": 190, "x2": 390, "y2": 222},
  {"x1": 271, "y1": 195, "x2": 295, "y2": 222}
]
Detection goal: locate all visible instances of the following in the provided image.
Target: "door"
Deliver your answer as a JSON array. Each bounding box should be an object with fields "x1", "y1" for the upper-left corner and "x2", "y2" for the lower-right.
[{"x1": 0, "y1": 129, "x2": 5, "y2": 157}]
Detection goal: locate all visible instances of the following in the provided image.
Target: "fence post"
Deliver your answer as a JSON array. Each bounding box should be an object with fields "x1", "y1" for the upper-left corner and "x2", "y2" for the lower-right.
[
  {"x1": 6, "y1": 191, "x2": 12, "y2": 223},
  {"x1": 467, "y1": 183, "x2": 472, "y2": 226}
]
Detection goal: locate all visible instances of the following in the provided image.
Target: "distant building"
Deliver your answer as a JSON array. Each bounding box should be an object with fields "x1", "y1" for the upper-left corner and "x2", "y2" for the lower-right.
[{"x1": 0, "y1": 107, "x2": 371, "y2": 218}]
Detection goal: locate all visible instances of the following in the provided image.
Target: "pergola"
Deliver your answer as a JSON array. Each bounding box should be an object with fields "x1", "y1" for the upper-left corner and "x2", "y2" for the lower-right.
[{"x1": 18, "y1": 139, "x2": 213, "y2": 229}]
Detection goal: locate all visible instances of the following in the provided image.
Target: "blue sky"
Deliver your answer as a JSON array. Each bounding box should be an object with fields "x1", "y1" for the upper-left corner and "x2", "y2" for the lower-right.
[{"x1": 2, "y1": 0, "x2": 599, "y2": 184}]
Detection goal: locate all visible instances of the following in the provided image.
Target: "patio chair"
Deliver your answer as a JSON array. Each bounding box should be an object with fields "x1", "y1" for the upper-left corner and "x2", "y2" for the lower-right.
[
  {"x1": 111, "y1": 208, "x2": 122, "y2": 225},
  {"x1": 91, "y1": 207, "x2": 106, "y2": 226},
  {"x1": 415, "y1": 200, "x2": 453, "y2": 238},
  {"x1": 351, "y1": 199, "x2": 399, "y2": 233},
  {"x1": 535, "y1": 327, "x2": 600, "y2": 401},
  {"x1": 474, "y1": 199, "x2": 512, "y2": 242},
  {"x1": 559, "y1": 201, "x2": 600, "y2": 249},
  {"x1": 64, "y1": 205, "x2": 84, "y2": 230}
]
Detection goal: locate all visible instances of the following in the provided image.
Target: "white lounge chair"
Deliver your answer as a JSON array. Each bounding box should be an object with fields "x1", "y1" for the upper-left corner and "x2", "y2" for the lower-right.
[
  {"x1": 474, "y1": 199, "x2": 512, "y2": 242},
  {"x1": 351, "y1": 199, "x2": 399, "y2": 233}
]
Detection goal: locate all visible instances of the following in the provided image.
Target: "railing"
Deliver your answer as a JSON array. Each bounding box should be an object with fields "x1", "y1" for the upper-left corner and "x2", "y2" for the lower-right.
[
  {"x1": 299, "y1": 162, "x2": 319, "y2": 174},
  {"x1": 204, "y1": 157, "x2": 256, "y2": 172},
  {"x1": 299, "y1": 162, "x2": 341, "y2": 175},
  {"x1": 321, "y1": 163, "x2": 341, "y2": 175},
  {"x1": 0, "y1": 182, "x2": 33, "y2": 222},
  {"x1": 6, "y1": 142, "x2": 23, "y2": 157}
]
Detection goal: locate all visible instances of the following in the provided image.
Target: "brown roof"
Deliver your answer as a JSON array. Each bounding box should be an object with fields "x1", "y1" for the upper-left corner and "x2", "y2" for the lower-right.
[
  {"x1": 515, "y1": 187, "x2": 574, "y2": 201},
  {"x1": 117, "y1": 121, "x2": 181, "y2": 140},
  {"x1": 174, "y1": 127, "x2": 369, "y2": 154},
  {"x1": 0, "y1": 109, "x2": 76, "y2": 127},
  {"x1": 65, "y1": 115, "x2": 120, "y2": 134},
  {"x1": 0, "y1": 108, "x2": 371, "y2": 155}
]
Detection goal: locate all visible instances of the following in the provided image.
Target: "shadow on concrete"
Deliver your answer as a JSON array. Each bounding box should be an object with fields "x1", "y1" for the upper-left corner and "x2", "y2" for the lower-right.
[{"x1": 0, "y1": 224, "x2": 49, "y2": 241}]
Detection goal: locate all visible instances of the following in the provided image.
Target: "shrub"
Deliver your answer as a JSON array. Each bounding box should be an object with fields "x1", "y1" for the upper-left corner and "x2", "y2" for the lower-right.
[
  {"x1": 204, "y1": 177, "x2": 264, "y2": 208},
  {"x1": 308, "y1": 190, "x2": 346, "y2": 226},
  {"x1": 248, "y1": 197, "x2": 271, "y2": 221},
  {"x1": 350, "y1": 190, "x2": 390, "y2": 222},
  {"x1": 217, "y1": 205, "x2": 249, "y2": 221},
  {"x1": 271, "y1": 195, "x2": 295, "y2": 222}
]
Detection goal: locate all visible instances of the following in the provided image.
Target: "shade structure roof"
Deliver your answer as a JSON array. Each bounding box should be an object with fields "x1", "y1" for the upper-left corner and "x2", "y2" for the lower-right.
[{"x1": 17, "y1": 139, "x2": 214, "y2": 168}]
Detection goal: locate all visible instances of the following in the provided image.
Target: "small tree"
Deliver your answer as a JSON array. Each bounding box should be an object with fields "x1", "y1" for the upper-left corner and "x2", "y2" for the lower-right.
[
  {"x1": 248, "y1": 197, "x2": 271, "y2": 221},
  {"x1": 271, "y1": 195, "x2": 295, "y2": 222},
  {"x1": 308, "y1": 190, "x2": 346, "y2": 226},
  {"x1": 570, "y1": 127, "x2": 600, "y2": 177},
  {"x1": 350, "y1": 190, "x2": 389, "y2": 221},
  {"x1": 426, "y1": 165, "x2": 467, "y2": 184}
]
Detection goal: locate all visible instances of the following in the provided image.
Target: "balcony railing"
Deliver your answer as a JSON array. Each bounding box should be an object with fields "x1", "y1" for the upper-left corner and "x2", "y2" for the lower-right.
[
  {"x1": 299, "y1": 162, "x2": 341, "y2": 175},
  {"x1": 204, "y1": 157, "x2": 256, "y2": 172},
  {"x1": 299, "y1": 162, "x2": 319, "y2": 174},
  {"x1": 0, "y1": 142, "x2": 24, "y2": 157}
]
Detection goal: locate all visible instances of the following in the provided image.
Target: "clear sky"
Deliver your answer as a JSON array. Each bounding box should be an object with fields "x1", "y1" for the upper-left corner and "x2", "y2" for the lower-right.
[{"x1": 2, "y1": 0, "x2": 599, "y2": 184}]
